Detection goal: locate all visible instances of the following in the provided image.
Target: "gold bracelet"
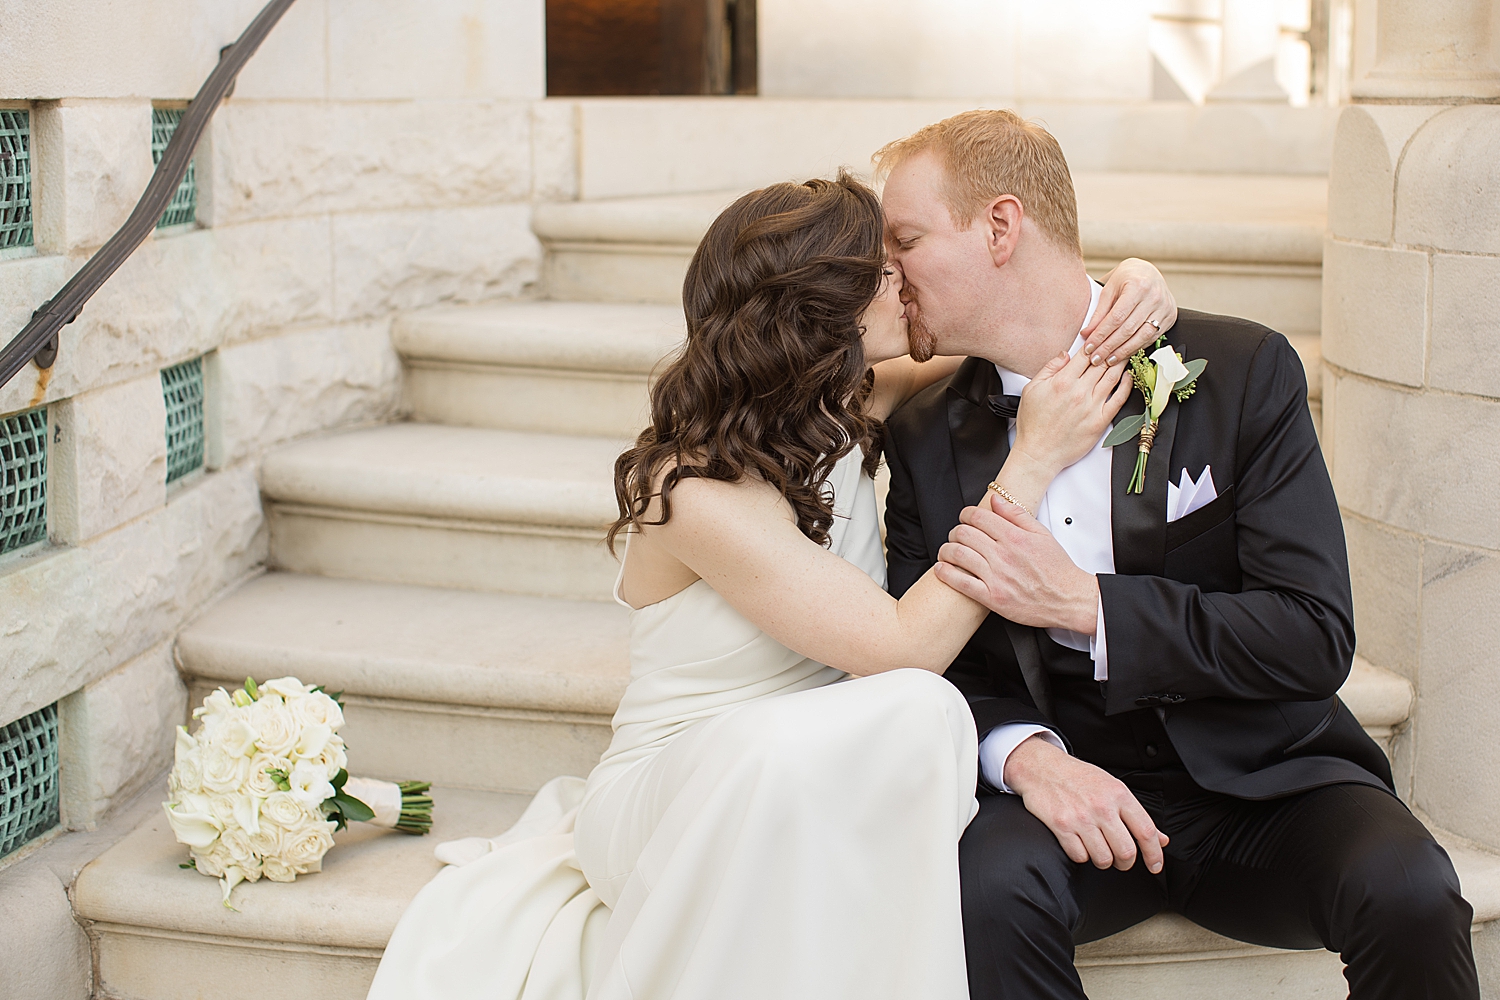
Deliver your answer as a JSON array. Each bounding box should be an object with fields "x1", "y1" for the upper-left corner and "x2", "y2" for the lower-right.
[{"x1": 986, "y1": 481, "x2": 1033, "y2": 517}]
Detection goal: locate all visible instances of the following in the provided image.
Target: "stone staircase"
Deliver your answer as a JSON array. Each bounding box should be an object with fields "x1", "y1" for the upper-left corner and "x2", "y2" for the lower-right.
[{"x1": 71, "y1": 177, "x2": 1499, "y2": 1000}]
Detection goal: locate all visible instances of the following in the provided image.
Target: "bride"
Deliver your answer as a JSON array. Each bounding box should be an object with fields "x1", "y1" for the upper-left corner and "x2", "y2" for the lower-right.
[{"x1": 369, "y1": 174, "x2": 1174, "y2": 1000}]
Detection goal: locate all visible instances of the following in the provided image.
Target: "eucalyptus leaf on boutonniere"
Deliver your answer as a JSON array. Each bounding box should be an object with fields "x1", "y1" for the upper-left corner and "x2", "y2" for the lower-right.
[{"x1": 1101, "y1": 336, "x2": 1207, "y2": 495}]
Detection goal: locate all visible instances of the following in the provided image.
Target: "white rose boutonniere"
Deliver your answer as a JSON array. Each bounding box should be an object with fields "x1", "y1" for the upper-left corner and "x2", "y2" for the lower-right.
[{"x1": 1102, "y1": 336, "x2": 1208, "y2": 495}]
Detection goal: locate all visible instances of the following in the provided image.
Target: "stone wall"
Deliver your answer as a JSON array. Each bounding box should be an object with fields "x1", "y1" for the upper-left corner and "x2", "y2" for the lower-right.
[
  {"x1": 0, "y1": 0, "x2": 551, "y2": 835},
  {"x1": 1324, "y1": 102, "x2": 1500, "y2": 848}
]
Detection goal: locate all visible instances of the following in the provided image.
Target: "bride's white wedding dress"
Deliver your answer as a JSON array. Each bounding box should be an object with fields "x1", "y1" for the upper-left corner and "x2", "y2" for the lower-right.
[{"x1": 368, "y1": 450, "x2": 978, "y2": 1000}]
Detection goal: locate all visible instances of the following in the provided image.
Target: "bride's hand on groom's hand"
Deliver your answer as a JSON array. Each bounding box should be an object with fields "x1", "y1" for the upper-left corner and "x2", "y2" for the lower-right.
[
  {"x1": 1082, "y1": 257, "x2": 1179, "y2": 367},
  {"x1": 1004, "y1": 736, "x2": 1168, "y2": 873}
]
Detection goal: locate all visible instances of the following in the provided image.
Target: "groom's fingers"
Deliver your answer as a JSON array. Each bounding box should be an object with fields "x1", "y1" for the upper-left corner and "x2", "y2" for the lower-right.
[
  {"x1": 933, "y1": 561, "x2": 989, "y2": 604},
  {"x1": 936, "y1": 539, "x2": 993, "y2": 582},
  {"x1": 1120, "y1": 799, "x2": 1167, "y2": 874}
]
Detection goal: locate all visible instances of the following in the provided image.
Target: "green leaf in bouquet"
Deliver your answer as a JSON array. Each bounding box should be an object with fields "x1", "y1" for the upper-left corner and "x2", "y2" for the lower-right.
[
  {"x1": 179, "y1": 859, "x2": 197, "y2": 870},
  {"x1": 264, "y1": 767, "x2": 292, "y2": 791},
  {"x1": 310, "y1": 684, "x2": 346, "y2": 710},
  {"x1": 331, "y1": 767, "x2": 349, "y2": 791},
  {"x1": 1102, "y1": 413, "x2": 1148, "y2": 449}
]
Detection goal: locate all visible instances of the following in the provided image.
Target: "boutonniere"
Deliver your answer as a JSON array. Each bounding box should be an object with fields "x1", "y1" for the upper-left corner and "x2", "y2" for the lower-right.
[{"x1": 1101, "y1": 337, "x2": 1207, "y2": 495}]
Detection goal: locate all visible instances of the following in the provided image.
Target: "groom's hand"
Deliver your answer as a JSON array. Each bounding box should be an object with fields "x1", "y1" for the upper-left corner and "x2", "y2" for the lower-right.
[
  {"x1": 1005, "y1": 736, "x2": 1168, "y2": 873},
  {"x1": 935, "y1": 493, "x2": 1097, "y2": 634}
]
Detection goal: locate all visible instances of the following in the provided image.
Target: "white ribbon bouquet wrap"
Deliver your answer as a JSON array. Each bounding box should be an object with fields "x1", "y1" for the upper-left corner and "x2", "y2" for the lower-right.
[{"x1": 163, "y1": 676, "x2": 433, "y2": 907}]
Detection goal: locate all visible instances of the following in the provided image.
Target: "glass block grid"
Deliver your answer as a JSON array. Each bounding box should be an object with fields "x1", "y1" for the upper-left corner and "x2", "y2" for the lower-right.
[
  {"x1": 0, "y1": 703, "x2": 59, "y2": 860},
  {"x1": 0, "y1": 109, "x2": 32, "y2": 250},
  {"x1": 0, "y1": 408, "x2": 47, "y2": 556},
  {"x1": 151, "y1": 108, "x2": 197, "y2": 229},
  {"x1": 162, "y1": 358, "x2": 205, "y2": 483}
]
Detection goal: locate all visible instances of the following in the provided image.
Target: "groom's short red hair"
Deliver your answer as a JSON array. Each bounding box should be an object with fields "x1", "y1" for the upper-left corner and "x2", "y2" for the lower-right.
[{"x1": 874, "y1": 109, "x2": 1081, "y2": 257}]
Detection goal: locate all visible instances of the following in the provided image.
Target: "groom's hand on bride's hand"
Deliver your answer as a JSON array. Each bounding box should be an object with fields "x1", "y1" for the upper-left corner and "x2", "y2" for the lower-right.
[
  {"x1": 934, "y1": 494, "x2": 1097, "y2": 634},
  {"x1": 1004, "y1": 736, "x2": 1169, "y2": 874}
]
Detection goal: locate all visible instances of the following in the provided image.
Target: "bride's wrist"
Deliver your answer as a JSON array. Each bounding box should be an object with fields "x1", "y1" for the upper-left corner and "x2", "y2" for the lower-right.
[{"x1": 1005, "y1": 444, "x2": 1065, "y2": 487}]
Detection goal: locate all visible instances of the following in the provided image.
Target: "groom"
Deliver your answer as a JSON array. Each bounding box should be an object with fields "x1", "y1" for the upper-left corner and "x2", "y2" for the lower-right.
[{"x1": 877, "y1": 110, "x2": 1480, "y2": 1000}]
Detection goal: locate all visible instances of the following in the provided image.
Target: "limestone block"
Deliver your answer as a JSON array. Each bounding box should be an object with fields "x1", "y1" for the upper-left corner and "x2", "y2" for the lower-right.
[
  {"x1": 50, "y1": 373, "x2": 168, "y2": 545},
  {"x1": 1017, "y1": 0, "x2": 1152, "y2": 102},
  {"x1": 206, "y1": 321, "x2": 402, "y2": 469},
  {"x1": 0, "y1": 466, "x2": 266, "y2": 723},
  {"x1": 58, "y1": 641, "x2": 186, "y2": 830},
  {"x1": 226, "y1": 0, "x2": 329, "y2": 101},
  {"x1": 0, "y1": 863, "x2": 91, "y2": 1000},
  {"x1": 1394, "y1": 105, "x2": 1500, "y2": 254},
  {"x1": 0, "y1": 253, "x2": 73, "y2": 417},
  {"x1": 1342, "y1": 513, "x2": 1422, "y2": 681},
  {"x1": 31, "y1": 99, "x2": 155, "y2": 254},
  {"x1": 1327, "y1": 104, "x2": 1444, "y2": 242},
  {"x1": 1429, "y1": 253, "x2": 1500, "y2": 399},
  {"x1": 1321, "y1": 238, "x2": 1428, "y2": 387},
  {"x1": 532, "y1": 100, "x2": 579, "y2": 201},
  {"x1": 1414, "y1": 542, "x2": 1500, "y2": 852},
  {"x1": 330, "y1": 204, "x2": 541, "y2": 321},
  {"x1": 204, "y1": 100, "x2": 532, "y2": 226},
  {"x1": 1331, "y1": 376, "x2": 1500, "y2": 551},
  {"x1": 327, "y1": 0, "x2": 545, "y2": 101},
  {"x1": 0, "y1": 0, "x2": 266, "y2": 100}
]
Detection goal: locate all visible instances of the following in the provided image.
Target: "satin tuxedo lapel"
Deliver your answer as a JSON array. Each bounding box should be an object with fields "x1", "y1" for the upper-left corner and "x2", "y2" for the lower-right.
[
  {"x1": 1110, "y1": 390, "x2": 1181, "y2": 577},
  {"x1": 945, "y1": 358, "x2": 1056, "y2": 721}
]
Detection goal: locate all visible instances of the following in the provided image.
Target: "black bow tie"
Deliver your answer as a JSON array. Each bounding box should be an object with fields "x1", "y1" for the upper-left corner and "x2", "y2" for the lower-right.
[{"x1": 987, "y1": 394, "x2": 1021, "y2": 420}]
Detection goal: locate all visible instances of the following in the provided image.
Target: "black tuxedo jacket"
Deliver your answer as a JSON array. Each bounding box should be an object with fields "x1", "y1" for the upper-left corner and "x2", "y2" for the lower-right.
[{"x1": 884, "y1": 309, "x2": 1393, "y2": 800}]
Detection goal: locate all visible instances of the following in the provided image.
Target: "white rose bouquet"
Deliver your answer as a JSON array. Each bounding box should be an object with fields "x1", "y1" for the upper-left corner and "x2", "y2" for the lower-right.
[{"x1": 163, "y1": 676, "x2": 434, "y2": 907}]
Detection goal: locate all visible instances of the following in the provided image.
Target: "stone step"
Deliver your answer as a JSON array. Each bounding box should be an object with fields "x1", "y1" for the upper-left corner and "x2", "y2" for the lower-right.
[
  {"x1": 260, "y1": 424, "x2": 630, "y2": 600},
  {"x1": 393, "y1": 301, "x2": 685, "y2": 436},
  {"x1": 69, "y1": 775, "x2": 1500, "y2": 1000},
  {"x1": 177, "y1": 573, "x2": 626, "y2": 795},
  {"x1": 532, "y1": 173, "x2": 1327, "y2": 340}
]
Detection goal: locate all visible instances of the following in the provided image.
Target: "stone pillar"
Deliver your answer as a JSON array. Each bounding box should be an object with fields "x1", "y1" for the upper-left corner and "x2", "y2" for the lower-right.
[
  {"x1": 1325, "y1": 0, "x2": 1500, "y2": 873},
  {"x1": 1352, "y1": 0, "x2": 1500, "y2": 100}
]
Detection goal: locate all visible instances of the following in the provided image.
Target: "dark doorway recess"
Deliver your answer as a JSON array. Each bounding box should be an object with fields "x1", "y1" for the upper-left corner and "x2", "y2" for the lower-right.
[{"x1": 546, "y1": 0, "x2": 757, "y2": 96}]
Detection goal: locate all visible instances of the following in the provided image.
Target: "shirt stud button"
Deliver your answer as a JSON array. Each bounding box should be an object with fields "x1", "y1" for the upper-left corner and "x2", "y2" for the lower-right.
[{"x1": 1064, "y1": 517, "x2": 1073, "y2": 525}]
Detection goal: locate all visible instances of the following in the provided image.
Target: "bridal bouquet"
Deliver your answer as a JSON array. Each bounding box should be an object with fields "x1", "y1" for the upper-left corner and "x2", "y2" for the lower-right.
[{"x1": 163, "y1": 676, "x2": 433, "y2": 907}]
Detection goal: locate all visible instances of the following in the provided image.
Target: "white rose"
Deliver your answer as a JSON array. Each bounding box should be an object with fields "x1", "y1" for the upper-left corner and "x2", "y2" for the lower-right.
[
  {"x1": 219, "y1": 827, "x2": 257, "y2": 865},
  {"x1": 164, "y1": 796, "x2": 221, "y2": 848},
  {"x1": 250, "y1": 820, "x2": 287, "y2": 859},
  {"x1": 249, "y1": 700, "x2": 300, "y2": 758},
  {"x1": 262, "y1": 791, "x2": 312, "y2": 829},
  {"x1": 192, "y1": 844, "x2": 226, "y2": 878},
  {"x1": 206, "y1": 712, "x2": 258, "y2": 759},
  {"x1": 201, "y1": 746, "x2": 251, "y2": 794},
  {"x1": 261, "y1": 855, "x2": 298, "y2": 882},
  {"x1": 291, "y1": 690, "x2": 345, "y2": 731},
  {"x1": 288, "y1": 760, "x2": 335, "y2": 810},
  {"x1": 293, "y1": 722, "x2": 332, "y2": 760},
  {"x1": 261, "y1": 676, "x2": 311, "y2": 700},
  {"x1": 281, "y1": 818, "x2": 336, "y2": 873},
  {"x1": 245, "y1": 753, "x2": 292, "y2": 798}
]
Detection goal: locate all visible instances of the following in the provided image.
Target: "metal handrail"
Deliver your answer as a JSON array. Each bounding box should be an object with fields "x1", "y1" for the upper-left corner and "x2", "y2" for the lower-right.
[{"x1": 0, "y1": 0, "x2": 297, "y2": 392}]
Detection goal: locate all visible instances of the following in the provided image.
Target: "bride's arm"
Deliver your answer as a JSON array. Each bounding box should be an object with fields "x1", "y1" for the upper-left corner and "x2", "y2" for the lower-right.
[
  {"x1": 865, "y1": 256, "x2": 1176, "y2": 421},
  {"x1": 643, "y1": 347, "x2": 1129, "y2": 676}
]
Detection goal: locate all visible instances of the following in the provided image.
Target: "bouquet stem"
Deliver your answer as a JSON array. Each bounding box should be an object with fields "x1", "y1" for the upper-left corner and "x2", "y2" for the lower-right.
[{"x1": 394, "y1": 781, "x2": 434, "y2": 836}]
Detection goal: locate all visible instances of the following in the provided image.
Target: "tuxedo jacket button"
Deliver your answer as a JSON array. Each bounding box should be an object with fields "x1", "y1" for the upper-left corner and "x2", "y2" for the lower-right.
[
  {"x1": 1144, "y1": 744, "x2": 1158, "y2": 758},
  {"x1": 1135, "y1": 695, "x2": 1161, "y2": 707}
]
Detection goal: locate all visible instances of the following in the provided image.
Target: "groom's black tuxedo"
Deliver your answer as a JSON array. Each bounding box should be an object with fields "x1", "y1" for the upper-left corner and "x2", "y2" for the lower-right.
[
  {"x1": 883, "y1": 309, "x2": 1478, "y2": 1000},
  {"x1": 883, "y1": 309, "x2": 1392, "y2": 798}
]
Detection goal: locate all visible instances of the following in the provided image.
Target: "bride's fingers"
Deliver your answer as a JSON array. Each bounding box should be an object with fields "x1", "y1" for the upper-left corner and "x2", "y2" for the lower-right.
[
  {"x1": 1093, "y1": 298, "x2": 1168, "y2": 367},
  {"x1": 1033, "y1": 349, "x2": 1070, "y2": 382},
  {"x1": 1104, "y1": 369, "x2": 1133, "y2": 418}
]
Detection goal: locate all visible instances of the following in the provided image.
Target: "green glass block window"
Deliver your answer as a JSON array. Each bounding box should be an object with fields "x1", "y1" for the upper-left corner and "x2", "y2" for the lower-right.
[
  {"x1": 152, "y1": 108, "x2": 196, "y2": 229},
  {"x1": 162, "y1": 358, "x2": 205, "y2": 483},
  {"x1": 0, "y1": 109, "x2": 32, "y2": 251},
  {"x1": 1, "y1": 704, "x2": 59, "y2": 859},
  {"x1": 0, "y1": 408, "x2": 47, "y2": 556}
]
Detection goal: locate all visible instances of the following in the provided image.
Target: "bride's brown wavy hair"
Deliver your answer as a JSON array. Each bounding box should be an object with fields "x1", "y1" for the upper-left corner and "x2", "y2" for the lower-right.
[{"x1": 608, "y1": 172, "x2": 887, "y2": 553}]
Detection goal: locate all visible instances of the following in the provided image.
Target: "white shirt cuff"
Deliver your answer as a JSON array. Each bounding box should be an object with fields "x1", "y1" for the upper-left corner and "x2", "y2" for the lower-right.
[
  {"x1": 978, "y1": 724, "x2": 1067, "y2": 794},
  {"x1": 1090, "y1": 595, "x2": 1108, "y2": 682}
]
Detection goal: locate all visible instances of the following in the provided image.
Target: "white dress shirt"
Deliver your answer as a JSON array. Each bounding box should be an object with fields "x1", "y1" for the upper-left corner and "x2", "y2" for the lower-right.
[{"x1": 978, "y1": 280, "x2": 1115, "y2": 792}]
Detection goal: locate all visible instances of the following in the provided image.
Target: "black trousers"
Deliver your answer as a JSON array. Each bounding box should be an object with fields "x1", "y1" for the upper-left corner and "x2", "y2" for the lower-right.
[{"x1": 960, "y1": 778, "x2": 1480, "y2": 1000}]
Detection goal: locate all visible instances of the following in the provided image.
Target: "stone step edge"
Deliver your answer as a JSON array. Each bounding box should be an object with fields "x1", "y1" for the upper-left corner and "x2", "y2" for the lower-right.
[
  {"x1": 392, "y1": 308, "x2": 683, "y2": 376},
  {"x1": 267, "y1": 501, "x2": 614, "y2": 537}
]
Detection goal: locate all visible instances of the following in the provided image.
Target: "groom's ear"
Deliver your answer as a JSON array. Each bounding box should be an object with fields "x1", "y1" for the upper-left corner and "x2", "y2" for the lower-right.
[{"x1": 984, "y1": 195, "x2": 1024, "y2": 269}]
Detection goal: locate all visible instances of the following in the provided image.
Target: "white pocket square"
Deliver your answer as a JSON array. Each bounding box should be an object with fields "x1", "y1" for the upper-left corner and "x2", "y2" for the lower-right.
[{"x1": 1167, "y1": 465, "x2": 1217, "y2": 523}]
